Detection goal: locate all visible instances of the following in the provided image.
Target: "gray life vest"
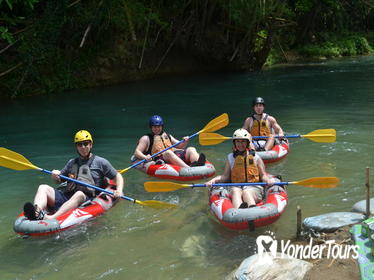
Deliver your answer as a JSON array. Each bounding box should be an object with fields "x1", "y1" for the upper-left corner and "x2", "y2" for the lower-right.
[{"x1": 64, "y1": 155, "x2": 96, "y2": 198}]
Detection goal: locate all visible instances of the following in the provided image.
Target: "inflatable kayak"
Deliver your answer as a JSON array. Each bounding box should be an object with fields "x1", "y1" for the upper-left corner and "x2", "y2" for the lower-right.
[
  {"x1": 131, "y1": 156, "x2": 215, "y2": 181},
  {"x1": 209, "y1": 177, "x2": 288, "y2": 231},
  {"x1": 14, "y1": 184, "x2": 118, "y2": 237},
  {"x1": 255, "y1": 139, "x2": 289, "y2": 164}
]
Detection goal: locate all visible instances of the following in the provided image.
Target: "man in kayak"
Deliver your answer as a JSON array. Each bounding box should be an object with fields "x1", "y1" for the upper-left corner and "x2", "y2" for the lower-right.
[
  {"x1": 132, "y1": 115, "x2": 206, "y2": 168},
  {"x1": 23, "y1": 130, "x2": 124, "y2": 220},
  {"x1": 242, "y1": 97, "x2": 284, "y2": 151},
  {"x1": 205, "y1": 129, "x2": 275, "y2": 208}
]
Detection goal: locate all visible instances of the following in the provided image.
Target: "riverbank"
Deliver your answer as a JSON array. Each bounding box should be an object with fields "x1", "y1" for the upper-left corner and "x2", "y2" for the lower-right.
[{"x1": 301, "y1": 226, "x2": 359, "y2": 280}]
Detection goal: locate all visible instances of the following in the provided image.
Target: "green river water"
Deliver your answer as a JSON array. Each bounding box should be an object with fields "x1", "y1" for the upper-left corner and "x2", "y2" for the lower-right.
[{"x1": 0, "y1": 56, "x2": 373, "y2": 279}]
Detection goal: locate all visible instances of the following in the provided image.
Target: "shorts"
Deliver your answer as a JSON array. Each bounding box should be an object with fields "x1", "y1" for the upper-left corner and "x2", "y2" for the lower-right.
[
  {"x1": 53, "y1": 189, "x2": 72, "y2": 211},
  {"x1": 174, "y1": 149, "x2": 187, "y2": 162},
  {"x1": 231, "y1": 185, "x2": 264, "y2": 200}
]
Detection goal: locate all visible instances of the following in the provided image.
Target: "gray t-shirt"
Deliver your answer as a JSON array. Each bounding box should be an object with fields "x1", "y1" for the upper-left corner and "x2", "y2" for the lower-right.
[{"x1": 60, "y1": 155, "x2": 117, "y2": 187}]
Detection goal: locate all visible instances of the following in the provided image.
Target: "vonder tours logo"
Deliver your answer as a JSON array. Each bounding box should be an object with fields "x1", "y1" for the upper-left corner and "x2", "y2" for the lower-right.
[{"x1": 256, "y1": 231, "x2": 359, "y2": 262}]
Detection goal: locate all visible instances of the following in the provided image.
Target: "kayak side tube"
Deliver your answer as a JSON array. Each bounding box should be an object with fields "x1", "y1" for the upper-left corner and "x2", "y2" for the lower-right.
[{"x1": 209, "y1": 183, "x2": 288, "y2": 231}]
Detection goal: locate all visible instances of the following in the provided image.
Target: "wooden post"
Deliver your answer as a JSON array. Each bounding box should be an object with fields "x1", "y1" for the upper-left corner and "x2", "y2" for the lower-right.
[
  {"x1": 366, "y1": 167, "x2": 371, "y2": 218},
  {"x1": 296, "y1": 205, "x2": 302, "y2": 239}
]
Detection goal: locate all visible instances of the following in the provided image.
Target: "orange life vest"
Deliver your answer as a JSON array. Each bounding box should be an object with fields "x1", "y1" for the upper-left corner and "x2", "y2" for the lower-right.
[
  {"x1": 250, "y1": 113, "x2": 271, "y2": 137},
  {"x1": 229, "y1": 153, "x2": 260, "y2": 183},
  {"x1": 149, "y1": 132, "x2": 174, "y2": 154}
]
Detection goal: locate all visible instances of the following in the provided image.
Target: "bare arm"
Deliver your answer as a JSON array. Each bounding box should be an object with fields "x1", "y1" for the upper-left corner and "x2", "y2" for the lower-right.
[
  {"x1": 134, "y1": 136, "x2": 151, "y2": 160},
  {"x1": 113, "y1": 172, "x2": 124, "y2": 196},
  {"x1": 242, "y1": 117, "x2": 252, "y2": 132},
  {"x1": 256, "y1": 156, "x2": 273, "y2": 185},
  {"x1": 170, "y1": 135, "x2": 189, "y2": 149},
  {"x1": 268, "y1": 116, "x2": 284, "y2": 137},
  {"x1": 206, "y1": 161, "x2": 231, "y2": 186}
]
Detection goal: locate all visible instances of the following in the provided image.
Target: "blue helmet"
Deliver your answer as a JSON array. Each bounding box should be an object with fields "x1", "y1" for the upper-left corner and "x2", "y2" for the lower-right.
[{"x1": 149, "y1": 115, "x2": 164, "y2": 126}]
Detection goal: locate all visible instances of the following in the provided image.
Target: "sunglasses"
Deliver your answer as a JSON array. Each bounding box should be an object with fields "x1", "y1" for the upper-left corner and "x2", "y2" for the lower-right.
[{"x1": 76, "y1": 141, "x2": 91, "y2": 147}]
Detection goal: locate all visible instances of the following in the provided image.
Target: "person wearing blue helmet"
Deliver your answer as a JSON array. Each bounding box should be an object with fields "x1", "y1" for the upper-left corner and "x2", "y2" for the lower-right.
[
  {"x1": 242, "y1": 97, "x2": 284, "y2": 151},
  {"x1": 132, "y1": 115, "x2": 206, "y2": 168}
]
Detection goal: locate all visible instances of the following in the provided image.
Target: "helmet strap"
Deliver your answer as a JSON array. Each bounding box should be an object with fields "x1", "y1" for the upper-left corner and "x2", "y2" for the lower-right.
[{"x1": 233, "y1": 148, "x2": 252, "y2": 157}]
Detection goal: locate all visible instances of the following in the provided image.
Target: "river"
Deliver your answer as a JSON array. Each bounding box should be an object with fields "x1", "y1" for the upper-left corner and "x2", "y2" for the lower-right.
[{"x1": 0, "y1": 56, "x2": 373, "y2": 279}]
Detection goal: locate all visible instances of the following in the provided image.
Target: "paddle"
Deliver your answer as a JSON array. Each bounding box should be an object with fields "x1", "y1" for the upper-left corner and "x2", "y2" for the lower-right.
[
  {"x1": 118, "y1": 113, "x2": 229, "y2": 174},
  {"x1": 199, "y1": 129, "x2": 336, "y2": 146},
  {"x1": 144, "y1": 177, "x2": 339, "y2": 192},
  {"x1": 0, "y1": 147, "x2": 176, "y2": 209}
]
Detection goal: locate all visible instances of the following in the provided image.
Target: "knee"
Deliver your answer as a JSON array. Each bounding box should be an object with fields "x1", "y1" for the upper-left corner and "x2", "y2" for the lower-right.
[
  {"x1": 242, "y1": 189, "x2": 255, "y2": 198},
  {"x1": 38, "y1": 184, "x2": 52, "y2": 192},
  {"x1": 186, "y1": 147, "x2": 197, "y2": 154},
  {"x1": 246, "y1": 189, "x2": 256, "y2": 195},
  {"x1": 231, "y1": 188, "x2": 241, "y2": 195},
  {"x1": 72, "y1": 191, "x2": 87, "y2": 201},
  {"x1": 163, "y1": 150, "x2": 173, "y2": 157}
]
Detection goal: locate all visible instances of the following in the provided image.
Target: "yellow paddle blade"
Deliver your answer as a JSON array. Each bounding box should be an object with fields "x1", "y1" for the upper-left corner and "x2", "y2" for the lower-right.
[
  {"x1": 0, "y1": 147, "x2": 40, "y2": 171},
  {"x1": 144, "y1": 181, "x2": 191, "y2": 192},
  {"x1": 290, "y1": 177, "x2": 339, "y2": 188},
  {"x1": 302, "y1": 129, "x2": 336, "y2": 143},
  {"x1": 118, "y1": 167, "x2": 130, "y2": 174},
  {"x1": 199, "y1": 132, "x2": 231, "y2": 146},
  {"x1": 134, "y1": 199, "x2": 177, "y2": 209},
  {"x1": 199, "y1": 113, "x2": 229, "y2": 134}
]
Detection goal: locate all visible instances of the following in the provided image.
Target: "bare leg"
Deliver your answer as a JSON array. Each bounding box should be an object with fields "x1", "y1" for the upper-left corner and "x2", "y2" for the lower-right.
[
  {"x1": 242, "y1": 189, "x2": 258, "y2": 207},
  {"x1": 162, "y1": 150, "x2": 189, "y2": 168},
  {"x1": 265, "y1": 135, "x2": 275, "y2": 151},
  {"x1": 185, "y1": 147, "x2": 199, "y2": 163},
  {"x1": 45, "y1": 191, "x2": 87, "y2": 219},
  {"x1": 231, "y1": 187, "x2": 243, "y2": 208},
  {"x1": 34, "y1": 184, "x2": 56, "y2": 211}
]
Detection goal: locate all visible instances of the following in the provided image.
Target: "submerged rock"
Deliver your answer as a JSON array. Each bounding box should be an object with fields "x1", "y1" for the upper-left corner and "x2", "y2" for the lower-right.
[
  {"x1": 303, "y1": 212, "x2": 365, "y2": 233},
  {"x1": 180, "y1": 234, "x2": 207, "y2": 266},
  {"x1": 227, "y1": 253, "x2": 312, "y2": 280},
  {"x1": 352, "y1": 198, "x2": 374, "y2": 215}
]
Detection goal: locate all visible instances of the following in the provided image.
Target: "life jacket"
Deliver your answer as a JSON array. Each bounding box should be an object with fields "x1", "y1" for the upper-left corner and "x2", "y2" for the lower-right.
[
  {"x1": 250, "y1": 113, "x2": 271, "y2": 137},
  {"x1": 146, "y1": 132, "x2": 174, "y2": 155},
  {"x1": 64, "y1": 155, "x2": 96, "y2": 198},
  {"x1": 228, "y1": 152, "x2": 260, "y2": 183}
]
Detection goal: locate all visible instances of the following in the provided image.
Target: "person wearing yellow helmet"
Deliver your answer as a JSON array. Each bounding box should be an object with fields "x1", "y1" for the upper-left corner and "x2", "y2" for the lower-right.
[
  {"x1": 205, "y1": 129, "x2": 275, "y2": 208},
  {"x1": 23, "y1": 130, "x2": 124, "y2": 220},
  {"x1": 74, "y1": 129, "x2": 93, "y2": 143},
  {"x1": 132, "y1": 115, "x2": 206, "y2": 169},
  {"x1": 242, "y1": 97, "x2": 284, "y2": 151}
]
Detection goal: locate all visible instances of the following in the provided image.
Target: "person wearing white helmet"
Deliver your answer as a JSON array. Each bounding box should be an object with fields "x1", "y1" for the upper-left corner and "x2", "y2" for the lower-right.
[
  {"x1": 205, "y1": 129, "x2": 275, "y2": 208},
  {"x1": 132, "y1": 115, "x2": 206, "y2": 168},
  {"x1": 242, "y1": 97, "x2": 284, "y2": 151},
  {"x1": 23, "y1": 130, "x2": 124, "y2": 220}
]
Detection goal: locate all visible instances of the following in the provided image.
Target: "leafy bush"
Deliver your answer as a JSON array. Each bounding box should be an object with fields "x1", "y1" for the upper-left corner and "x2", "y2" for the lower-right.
[{"x1": 297, "y1": 34, "x2": 372, "y2": 57}]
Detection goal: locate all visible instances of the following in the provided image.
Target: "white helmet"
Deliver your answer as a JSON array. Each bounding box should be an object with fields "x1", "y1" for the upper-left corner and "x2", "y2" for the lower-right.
[{"x1": 232, "y1": 129, "x2": 251, "y2": 141}]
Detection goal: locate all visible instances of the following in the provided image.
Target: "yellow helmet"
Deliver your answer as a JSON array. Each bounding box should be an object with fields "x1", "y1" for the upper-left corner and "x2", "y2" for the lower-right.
[
  {"x1": 232, "y1": 128, "x2": 251, "y2": 141},
  {"x1": 74, "y1": 130, "x2": 93, "y2": 143}
]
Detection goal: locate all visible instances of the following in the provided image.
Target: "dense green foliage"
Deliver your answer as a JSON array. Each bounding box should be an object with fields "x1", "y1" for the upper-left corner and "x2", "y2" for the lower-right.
[
  {"x1": 0, "y1": 0, "x2": 373, "y2": 98},
  {"x1": 297, "y1": 34, "x2": 372, "y2": 57}
]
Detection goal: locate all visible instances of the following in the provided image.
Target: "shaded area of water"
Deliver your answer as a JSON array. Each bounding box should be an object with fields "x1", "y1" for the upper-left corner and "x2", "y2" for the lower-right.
[{"x1": 0, "y1": 56, "x2": 373, "y2": 279}]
